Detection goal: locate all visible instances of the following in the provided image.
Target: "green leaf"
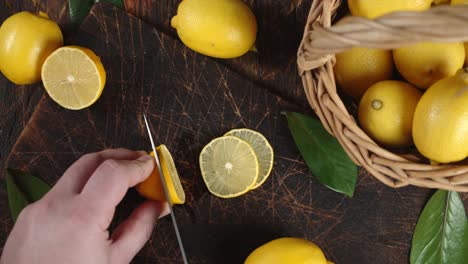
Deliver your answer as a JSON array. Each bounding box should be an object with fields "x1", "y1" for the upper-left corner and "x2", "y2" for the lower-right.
[
  {"x1": 69, "y1": 0, "x2": 95, "y2": 28},
  {"x1": 68, "y1": 0, "x2": 124, "y2": 28},
  {"x1": 283, "y1": 112, "x2": 357, "y2": 197},
  {"x1": 410, "y1": 190, "x2": 468, "y2": 264},
  {"x1": 5, "y1": 169, "x2": 51, "y2": 222}
]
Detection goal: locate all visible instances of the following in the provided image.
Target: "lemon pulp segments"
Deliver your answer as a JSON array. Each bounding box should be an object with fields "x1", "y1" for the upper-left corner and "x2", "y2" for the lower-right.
[
  {"x1": 41, "y1": 46, "x2": 106, "y2": 110},
  {"x1": 157, "y1": 145, "x2": 186, "y2": 204},
  {"x1": 199, "y1": 136, "x2": 259, "y2": 198},
  {"x1": 224, "y1": 129, "x2": 273, "y2": 189}
]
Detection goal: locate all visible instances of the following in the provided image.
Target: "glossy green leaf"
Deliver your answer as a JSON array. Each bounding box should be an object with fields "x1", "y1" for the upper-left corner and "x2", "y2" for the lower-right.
[
  {"x1": 5, "y1": 169, "x2": 51, "y2": 222},
  {"x1": 69, "y1": 0, "x2": 124, "y2": 28},
  {"x1": 284, "y1": 112, "x2": 357, "y2": 197},
  {"x1": 410, "y1": 190, "x2": 468, "y2": 264}
]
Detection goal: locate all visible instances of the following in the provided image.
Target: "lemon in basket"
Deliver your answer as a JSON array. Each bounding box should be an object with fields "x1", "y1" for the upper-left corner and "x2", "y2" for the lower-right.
[
  {"x1": 334, "y1": 47, "x2": 393, "y2": 98},
  {"x1": 358, "y1": 80, "x2": 422, "y2": 148},
  {"x1": 412, "y1": 68, "x2": 468, "y2": 163},
  {"x1": 465, "y1": 43, "x2": 468, "y2": 66},
  {"x1": 452, "y1": 0, "x2": 468, "y2": 4},
  {"x1": 393, "y1": 42, "x2": 465, "y2": 89},
  {"x1": 225, "y1": 128, "x2": 274, "y2": 189},
  {"x1": 199, "y1": 136, "x2": 259, "y2": 198},
  {"x1": 41, "y1": 46, "x2": 106, "y2": 110},
  {"x1": 348, "y1": 0, "x2": 432, "y2": 19}
]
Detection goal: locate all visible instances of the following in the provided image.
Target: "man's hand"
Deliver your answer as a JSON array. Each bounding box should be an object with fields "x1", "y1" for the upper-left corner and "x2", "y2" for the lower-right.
[{"x1": 1, "y1": 148, "x2": 168, "y2": 264}]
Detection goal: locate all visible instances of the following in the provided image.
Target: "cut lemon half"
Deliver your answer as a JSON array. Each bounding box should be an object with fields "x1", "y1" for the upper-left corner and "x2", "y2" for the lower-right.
[
  {"x1": 136, "y1": 145, "x2": 186, "y2": 204},
  {"x1": 199, "y1": 136, "x2": 259, "y2": 198},
  {"x1": 41, "y1": 46, "x2": 106, "y2": 110},
  {"x1": 225, "y1": 128, "x2": 274, "y2": 189}
]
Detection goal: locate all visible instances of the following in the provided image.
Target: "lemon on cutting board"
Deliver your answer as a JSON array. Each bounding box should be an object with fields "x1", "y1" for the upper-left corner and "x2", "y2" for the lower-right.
[
  {"x1": 136, "y1": 145, "x2": 186, "y2": 204},
  {"x1": 0, "y1": 11, "x2": 63, "y2": 84},
  {"x1": 41, "y1": 46, "x2": 106, "y2": 110},
  {"x1": 224, "y1": 128, "x2": 274, "y2": 190},
  {"x1": 358, "y1": 80, "x2": 422, "y2": 148},
  {"x1": 393, "y1": 42, "x2": 465, "y2": 89},
  {"x1": 171, "y1": 0, "x2": 257, "y2": 58},
  {"x1": 348, "y1": 0, "x2": 432, "y2": 19},
  {"x1": 412, "y1": 68, "x2": 468, "y2": 163},
  {"x1": 199, "y1": 136, "x2": 259, "y2": 198},
  {"x1": 244, "y1": 237, "x2": 334, "y2": 264},
  {"x1": 334, "y1": 47, "x2": 394, "y2": 98}
]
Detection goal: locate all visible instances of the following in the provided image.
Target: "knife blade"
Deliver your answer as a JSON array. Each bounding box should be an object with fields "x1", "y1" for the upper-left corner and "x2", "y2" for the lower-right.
[{"x1": 143, "y1": 114, "x2": 189, "y2": 264}]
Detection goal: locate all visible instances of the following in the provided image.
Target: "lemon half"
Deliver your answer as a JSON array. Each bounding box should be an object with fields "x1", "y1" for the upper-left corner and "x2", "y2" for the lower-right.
[
  {"x1": 41, "y1": 46, "x2": 106, "y2": 110},
  {"x1": 136, "y1": 145, "x2": 186, "y2": 204}
]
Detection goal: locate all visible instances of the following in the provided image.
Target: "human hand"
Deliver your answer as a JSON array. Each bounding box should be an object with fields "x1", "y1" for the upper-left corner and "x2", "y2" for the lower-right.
[{"x1": 1, "y1": 148, "x2": 169, "y2": 264}]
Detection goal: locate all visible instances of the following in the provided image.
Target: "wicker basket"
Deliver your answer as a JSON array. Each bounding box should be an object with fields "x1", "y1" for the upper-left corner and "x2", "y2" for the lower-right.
[{"x1": 297, "y1": 0, "x2": 468, "y2": 191}]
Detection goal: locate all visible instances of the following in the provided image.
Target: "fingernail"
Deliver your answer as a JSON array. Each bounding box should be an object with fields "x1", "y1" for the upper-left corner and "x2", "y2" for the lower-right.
[
  {"x1": 158, "y1": 202, "x2": 170, "y2": 219},
  {"x1": 137, "y1": 154, "x2": 152, "y2": 162}
]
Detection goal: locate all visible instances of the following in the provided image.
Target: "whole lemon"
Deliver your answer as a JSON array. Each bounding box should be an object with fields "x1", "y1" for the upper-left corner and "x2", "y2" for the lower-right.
[
  {"x1": 393, "y1": 42, "x2": 465, "y2": 89},
  {"x1": 348, "y1": 0, "x2": 432, "y2": 19},
  {"x1": 412, "y1": 68, "x2": 468, "y2": 163},
  {"x1": 244, "y1": 237, "x2": 333, "y2": 264},
  {"x1": 0, "y1": 11, "x2": 63, "y2": 84},
  {"x1": 171, "y1": 0, "x2": 257, "y2": 58},
  {"x1": 334, "y1": 47, "x2": 394, "y2": 98},
  {"x1": 358, "y1": 80, "x2": 422, "y2": 148},
  {"x1": 465, "y1": 43, "x2": 468, "y2": 65},
  {"x1": 452, "y1": 0, "x2": 468, "y2": 4},
  {"x1": 452, "y1": 0, "x2": 468, "y2": 65}
]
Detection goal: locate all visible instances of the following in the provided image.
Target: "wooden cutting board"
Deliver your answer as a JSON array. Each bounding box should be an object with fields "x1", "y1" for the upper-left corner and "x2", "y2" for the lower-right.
[{"x1": 3, "y1": 3, "x2": 457, "y2": 264}]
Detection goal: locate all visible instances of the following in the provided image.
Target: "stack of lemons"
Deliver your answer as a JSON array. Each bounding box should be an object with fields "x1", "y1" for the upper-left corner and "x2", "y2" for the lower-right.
[
  {"x1": 199, "y1": 129, "x2": 274, "y2": 198},
  {"x1": 334, "y1": 0, "x2": 468, "y2": 164}
]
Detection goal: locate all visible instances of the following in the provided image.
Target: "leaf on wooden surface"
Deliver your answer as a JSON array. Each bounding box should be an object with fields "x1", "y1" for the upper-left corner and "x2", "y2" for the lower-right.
[
  {"x1": 5, "y1": 169, "x2": 51, "y2": 222},
  {"x1": 410, "y1": 190, "x2": 468, "y2": 264},
  {"x1": 283, "y1": 112, "x2": 357, "y2": 197},
  {"x1": 69, "y1": 0, "x2": 124, "y2": 27}
]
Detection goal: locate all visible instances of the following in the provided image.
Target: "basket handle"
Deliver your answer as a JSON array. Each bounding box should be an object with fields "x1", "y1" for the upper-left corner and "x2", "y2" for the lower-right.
[{"x1": 297, "y1": 4, "x2": 468, "y2": 75}]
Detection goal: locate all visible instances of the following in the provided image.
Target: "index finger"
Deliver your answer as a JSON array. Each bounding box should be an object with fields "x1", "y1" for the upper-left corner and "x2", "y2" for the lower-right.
[{"x1": 79, "y1": 155, "x2": 154, "y2": 229}]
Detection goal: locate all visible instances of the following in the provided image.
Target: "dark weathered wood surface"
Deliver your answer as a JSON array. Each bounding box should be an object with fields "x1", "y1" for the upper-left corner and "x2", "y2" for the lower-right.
[
  {"x1": 0, "y1": 2, "x2": 462, "y2": 263},
  {"x1": 0, "y1": 0, "x2": 311, "y2": 182},
  {"x1": 1, "y1": 1, "x2": 467, "y2": 264}
]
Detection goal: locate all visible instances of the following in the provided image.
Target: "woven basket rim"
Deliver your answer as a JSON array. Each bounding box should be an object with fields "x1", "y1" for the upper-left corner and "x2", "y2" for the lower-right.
[{"x1": 297, "y1": 0, "x2": 468, "y2": 192}]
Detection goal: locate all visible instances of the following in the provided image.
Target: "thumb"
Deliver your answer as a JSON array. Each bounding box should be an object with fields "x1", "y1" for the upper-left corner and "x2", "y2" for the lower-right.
[{"x1": 110, "y1": 201, "x2": 169, "y2": 263}]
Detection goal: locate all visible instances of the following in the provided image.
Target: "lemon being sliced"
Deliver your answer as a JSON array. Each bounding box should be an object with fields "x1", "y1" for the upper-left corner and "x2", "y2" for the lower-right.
[
  {"x1": 199, "y1": 136, "x2": 259, "y2": 198},
  {"x1": 136, "y1": 145, "x2": 186, "y2": 204},
  {"x1": 224, "y1": 128, "x2": 274, "y2": 189},
  {"x1": 41, "y1": 46, "x2": 106, "y2": 110}
]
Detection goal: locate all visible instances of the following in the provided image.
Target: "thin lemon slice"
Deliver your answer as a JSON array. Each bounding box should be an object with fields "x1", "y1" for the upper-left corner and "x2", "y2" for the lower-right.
[
  {"x1": 199, "y1": 136, "x2": 259, "y2": 198},
  {"x1": 136, "y1": 145, "x2": 186, "y2": 204},
  {"x1": 41, "y1": 46, "x2": 106, "y2": 110},
  {"x1": 225, "y1": 128, "x2": 274, "y2": 189}
]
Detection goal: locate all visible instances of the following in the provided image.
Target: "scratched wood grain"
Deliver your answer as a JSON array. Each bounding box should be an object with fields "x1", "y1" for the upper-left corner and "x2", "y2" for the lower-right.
[
  {"x1": 0, "y1": 0, "x2": 70, "y2": 180},
  {"x1": 4, "y1": 4, "x2": 467, "y2": 264},
  {"x1": 124, "y1": 0, "x2": 313, "y2": 105}
]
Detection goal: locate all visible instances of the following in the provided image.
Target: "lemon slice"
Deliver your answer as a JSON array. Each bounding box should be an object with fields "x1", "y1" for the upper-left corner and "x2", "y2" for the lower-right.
[
  {"x1": 41, "y1": 46, "x2": 106, "y2": 110},
  {"x1": 225, "y1": 128, "x2": 274, "y2": 189},
  {"x1": 136, "y1": 145, "x2": 186, "y2": 204},
  {"x1": 199, "y1": 136, "x2": 259, "y2": 198}
]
